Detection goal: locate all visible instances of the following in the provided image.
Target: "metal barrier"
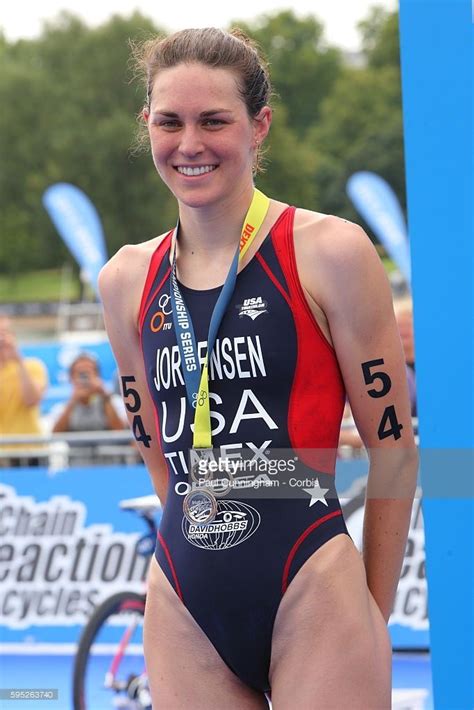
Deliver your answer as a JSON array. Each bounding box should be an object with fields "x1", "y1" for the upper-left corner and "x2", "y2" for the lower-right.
[
  {"x1": 0, "y1": 430, "x2": 138, "y2": 468},
  {"x1": 1, "y1": 419, "x2": 418, "y2": 468}
]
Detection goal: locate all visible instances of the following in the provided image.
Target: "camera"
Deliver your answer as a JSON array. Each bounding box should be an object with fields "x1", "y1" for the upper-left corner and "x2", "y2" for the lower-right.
[{"x1": 77, "y1": 371, "x2": 90, "y2": 384}]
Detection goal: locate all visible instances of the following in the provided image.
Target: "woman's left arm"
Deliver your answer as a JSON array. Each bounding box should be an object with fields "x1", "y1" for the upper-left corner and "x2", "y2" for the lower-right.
[{"x1": 302, "y1": 216, "x2": 419, "y2": 622}]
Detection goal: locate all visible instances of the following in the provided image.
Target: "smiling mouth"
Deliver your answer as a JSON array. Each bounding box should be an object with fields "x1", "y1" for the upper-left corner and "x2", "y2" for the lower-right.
[{"x1": 175, "y1": 165, "x2": 218, "y2": 176}]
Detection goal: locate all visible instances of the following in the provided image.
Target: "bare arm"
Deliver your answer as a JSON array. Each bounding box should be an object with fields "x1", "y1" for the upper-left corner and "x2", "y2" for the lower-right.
[
  {"x1": 5, "y1": 336, "x2": 47, "y2": 407},
  {"x1": 301, "y1": 216, "x2": 418, "y2": 622},
  {"x1": 18, "y1": 359, "x2": 46, "y2": 407},
  {"x1": 52, "y1": 399, "x2": 77, "y2": 433},
  {"x1": 103, "y1": 397, "x2": 127, "y2": 430},
  {"x1": 98, "y1": 243, "x2": 169, "y2": 505}
]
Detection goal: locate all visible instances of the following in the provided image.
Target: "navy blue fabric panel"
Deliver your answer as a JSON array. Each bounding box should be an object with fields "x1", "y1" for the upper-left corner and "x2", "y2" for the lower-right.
[
  {"x1": 141, "y1": 225, "x2": 348, "y2": 692},
  {"x1": 141, "y1": 234, "x2": 297, "y2": 460}
]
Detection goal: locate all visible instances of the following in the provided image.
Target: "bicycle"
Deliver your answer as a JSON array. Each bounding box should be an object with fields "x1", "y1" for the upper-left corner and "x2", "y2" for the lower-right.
[{"x1": 72, "y1": 494, "x2": 162, "y2": 710}]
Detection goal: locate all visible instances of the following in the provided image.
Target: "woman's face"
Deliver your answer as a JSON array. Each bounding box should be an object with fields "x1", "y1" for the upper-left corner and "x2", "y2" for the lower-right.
[
  {"x1": 144, "y1": 62, "x2": 271, "y2": 210},
  {"x1": 70, "y1": 358, "x2": 98, "y2": 386}
]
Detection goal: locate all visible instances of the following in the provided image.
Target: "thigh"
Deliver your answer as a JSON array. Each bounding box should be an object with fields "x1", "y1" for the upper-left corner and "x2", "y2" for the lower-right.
[
  {"x1": 144, "y1": 556, "x2": 269, "y2": 710},
  {"x1": 269, "y1": 534, "x2": 392, "y2": 710}
]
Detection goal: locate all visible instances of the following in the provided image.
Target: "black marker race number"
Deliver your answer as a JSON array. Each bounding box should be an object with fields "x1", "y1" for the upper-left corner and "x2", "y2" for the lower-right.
[
  {"x1": 121, "y1": 376, "x2": 152, "y2": 448},
  {"x1": 362, "y1": 359, "x2": 392, "y2": 398},
  {"x1": 121, "y1": 376, "x2": 141, "y2": 412},
  {"x1": 361, "y1": 359, "x2": 403, "y2": 441},
  {"x1": 378, "y1": 404, "x2": 403, "y2": 441}
]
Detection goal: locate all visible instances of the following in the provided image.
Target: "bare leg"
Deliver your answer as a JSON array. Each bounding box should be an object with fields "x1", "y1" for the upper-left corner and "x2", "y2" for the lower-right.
[
  {"x1": 269, "y1": 534, "x2": 392, "y2": 709},
  {"x1": 144, "y1": 556, "x2": 269, "y2": 710}
]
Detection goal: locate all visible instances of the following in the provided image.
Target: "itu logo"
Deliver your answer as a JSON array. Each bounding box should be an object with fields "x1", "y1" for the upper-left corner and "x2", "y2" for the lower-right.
[
  {"x1": 236, "y1": 296, "x2": 268, "y2": 321},
  {"x1": 150, "y1": 293, "x2": 173, "y2": 333}
]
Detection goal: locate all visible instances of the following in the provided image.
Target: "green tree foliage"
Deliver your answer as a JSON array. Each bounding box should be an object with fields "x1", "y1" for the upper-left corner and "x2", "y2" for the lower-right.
[
  {"x1": 0, "y1": 12, "x2": 176, "y2": 275},
  {"x1": 0, "y1": 8, "x2": 405, "y2": 277},
  {"x1": 236, "y1": 11, "x2": 343, "y2": 135},
  {"x1": 307, "y1": 7, "x2": 405, "y2": 227},
  {"x1": 358, "y1": 7, "x2": 401, "y2": 69},
  {"x1": 308, "y1": 64, "x2": 405, "y2": 221}
]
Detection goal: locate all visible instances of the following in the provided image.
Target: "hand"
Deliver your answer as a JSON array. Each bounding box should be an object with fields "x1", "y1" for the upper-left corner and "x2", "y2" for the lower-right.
[
  {"x1": 0, "y1": 331, "x2": 20, "y2": 364},
  {"x1": 88, "y1": 375, "x2": 109, "y2": 399},
  {"x1": 71, "y1": 380, "x2": 93, "y2": 403}
]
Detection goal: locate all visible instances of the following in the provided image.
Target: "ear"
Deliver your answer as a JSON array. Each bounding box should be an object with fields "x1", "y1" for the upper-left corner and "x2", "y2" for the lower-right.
[
  {"x1": 142, "y1": 106, "x2": 150, "y2": 123},
  {"x1": 253, "y1": 106, "x2": 272, "y2": 144}
]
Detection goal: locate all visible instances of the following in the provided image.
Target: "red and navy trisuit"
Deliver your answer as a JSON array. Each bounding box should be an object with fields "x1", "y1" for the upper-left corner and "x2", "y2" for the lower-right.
[{"x1": 139, "y1": 206, "x2": 350, "y2": 693}]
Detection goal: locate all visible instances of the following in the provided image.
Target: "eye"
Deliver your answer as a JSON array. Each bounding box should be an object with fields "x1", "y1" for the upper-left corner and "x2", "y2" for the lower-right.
[
  {"x1": 156, "y1": 119, "x2": 182, "y2": 130},
  {"x1": 202, "y1": 118, "x2": 226, "y2": 128}
]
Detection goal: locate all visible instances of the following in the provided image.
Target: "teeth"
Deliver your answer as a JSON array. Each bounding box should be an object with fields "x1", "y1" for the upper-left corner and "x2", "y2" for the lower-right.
[{"x1": 176, "y1": 165, "x2": 216, "y2": 176}]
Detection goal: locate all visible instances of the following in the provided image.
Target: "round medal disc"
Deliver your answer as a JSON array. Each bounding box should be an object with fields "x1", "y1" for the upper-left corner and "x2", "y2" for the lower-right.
[
  {"x1": 183, "y1": 489, "x2": 218, "y2": 526},
  {"x1": 209, "y1": 471, "x2": 234, "y2": 497},
  {"x1": 190, "y1": 459, "x2": 213, "y2": 483}
]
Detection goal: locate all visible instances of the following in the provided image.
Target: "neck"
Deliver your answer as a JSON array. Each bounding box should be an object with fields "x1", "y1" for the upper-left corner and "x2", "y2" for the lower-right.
[{"x1": 176, "y1": 184, "x2": 255, "y2": 255}]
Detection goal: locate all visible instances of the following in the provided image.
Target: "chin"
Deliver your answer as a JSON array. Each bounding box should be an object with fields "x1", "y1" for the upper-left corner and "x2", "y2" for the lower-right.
[{"x1": 170, "y1": 184, "x2": 225, "y2": 210}]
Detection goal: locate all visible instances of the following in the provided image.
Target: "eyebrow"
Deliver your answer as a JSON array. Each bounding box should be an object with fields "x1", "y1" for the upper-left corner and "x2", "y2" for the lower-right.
[{"x1": 151, "y1": 109, "x2": 233, "y2": 118}]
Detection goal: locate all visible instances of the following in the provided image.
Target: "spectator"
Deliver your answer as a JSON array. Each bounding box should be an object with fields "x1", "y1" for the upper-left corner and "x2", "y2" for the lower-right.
[
  {"x1": 52, "y1": 352, "x2": 125, "y2": 434},
  {"x1": 0, "y1": 316, "x2": 48, "y2": 465}
]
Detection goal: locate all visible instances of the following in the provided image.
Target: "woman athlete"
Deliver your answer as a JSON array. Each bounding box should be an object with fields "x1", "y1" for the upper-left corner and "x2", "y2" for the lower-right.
[{"x1": 99, "y1": 28, "x2": 418, "y2": 709}]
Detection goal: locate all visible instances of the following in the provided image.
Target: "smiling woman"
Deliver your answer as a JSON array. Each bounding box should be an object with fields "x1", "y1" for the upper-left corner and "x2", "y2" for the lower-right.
[
  {"x1": 143, "y1": 59, "x2": 270, "y2": 215},
  {"x1": 98, "y1": 26, "x2": 418, "y2": 710},
  {"x1": 130, "y1": 27, "x2": 272, "y2": 175}
]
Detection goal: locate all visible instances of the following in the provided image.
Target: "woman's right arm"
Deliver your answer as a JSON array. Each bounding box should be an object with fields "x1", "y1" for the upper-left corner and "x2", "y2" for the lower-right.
[
  {"x1": 98, "y1": 243, "x2": 169, "y2": 505},
  {"x1": 52, "y1": 399, "x2": 76, "y2": 433}
]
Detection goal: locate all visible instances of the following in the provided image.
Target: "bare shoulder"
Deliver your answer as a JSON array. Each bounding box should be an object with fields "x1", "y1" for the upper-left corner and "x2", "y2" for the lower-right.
[
  {"x1": 98, "y1": 232, "x2": 169, "y2": 318},
  {"x1": 293, "y1": 209, "x2": 386, "y2": 313},
  {"x1": 294, "y1": 209, "x2": 375, "y2": 260}
]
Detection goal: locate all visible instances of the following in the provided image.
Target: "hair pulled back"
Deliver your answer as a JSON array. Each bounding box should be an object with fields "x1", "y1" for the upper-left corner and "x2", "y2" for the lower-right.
[{"x1": 130, "y1": 27, "x2": 273, "y2": 170}]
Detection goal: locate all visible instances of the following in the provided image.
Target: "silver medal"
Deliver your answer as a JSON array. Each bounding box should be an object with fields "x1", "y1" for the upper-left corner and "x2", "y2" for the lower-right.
[
  {"x1": 183, "y1": 489, "x2": 218, "y2": 525},
  {"x1": 190, "y1": 448, "x2": 213, "y2": 483}
]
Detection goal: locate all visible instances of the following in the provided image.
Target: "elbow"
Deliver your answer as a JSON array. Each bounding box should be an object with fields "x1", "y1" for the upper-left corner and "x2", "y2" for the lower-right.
[
  {"x1": 399, "y1": 447, "x2": 419, "y2": 496},
  {"x1": 399, "y1": 445, "x2": 419, "y2": 478},
  {"x1": 368, "y1": 446, "x2": 419, "y2": 500}
]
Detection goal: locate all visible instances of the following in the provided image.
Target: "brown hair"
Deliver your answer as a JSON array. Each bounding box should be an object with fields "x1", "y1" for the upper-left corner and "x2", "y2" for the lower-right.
[
  {"x1": 130, "y1": 27, "x2": 273, "y2": 170},
  {"x1": 69, "y1": 352, "x2": 100, "y2": 377}
]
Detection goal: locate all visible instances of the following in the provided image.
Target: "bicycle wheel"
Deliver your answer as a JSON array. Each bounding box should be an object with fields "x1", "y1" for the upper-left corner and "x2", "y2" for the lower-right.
[{"x1": 73, "y1": 591, "x2": 148, "y2": 710}]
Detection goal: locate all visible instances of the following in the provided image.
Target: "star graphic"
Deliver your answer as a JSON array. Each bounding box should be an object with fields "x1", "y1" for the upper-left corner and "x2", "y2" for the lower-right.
[{"x1": 304, "y1": 478, "x2": 329, "y2": 507}]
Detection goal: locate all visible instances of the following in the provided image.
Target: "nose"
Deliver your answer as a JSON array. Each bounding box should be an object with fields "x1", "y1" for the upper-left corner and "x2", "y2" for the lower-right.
[{"x1": 178, "y1": 125, "x2": 204, "y2": 158}]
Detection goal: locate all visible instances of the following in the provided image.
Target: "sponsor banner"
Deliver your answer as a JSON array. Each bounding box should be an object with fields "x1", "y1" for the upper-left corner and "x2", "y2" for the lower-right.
[
  {"x1": 0, "y1": 465, "x2": 155, "y2": 645},
  {"x1": 0, "y1": 461, "x2": 428, "y2": 649},
  {"x1": 42, "y1": 183, "x2": 108, "y2": 299},
  {"x1": 346, "y1": 171, "x2": 411, "y2": 286}
]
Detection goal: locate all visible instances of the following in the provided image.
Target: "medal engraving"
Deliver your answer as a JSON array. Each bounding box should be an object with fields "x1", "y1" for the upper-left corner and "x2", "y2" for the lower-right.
[{"x1": 183, "y1": 489, "x2": 217, "y2": 525}]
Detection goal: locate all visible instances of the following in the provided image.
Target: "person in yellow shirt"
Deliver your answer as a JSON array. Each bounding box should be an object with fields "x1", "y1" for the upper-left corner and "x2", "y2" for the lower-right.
[{"x1": 0, "y1": 316, "x2": 48, "y2": 464}]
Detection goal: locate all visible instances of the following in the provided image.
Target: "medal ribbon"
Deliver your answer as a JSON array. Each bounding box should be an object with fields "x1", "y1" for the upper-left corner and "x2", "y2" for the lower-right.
[{"x1": 170, "y1": 189, "x2": 270, "y2": 450}]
